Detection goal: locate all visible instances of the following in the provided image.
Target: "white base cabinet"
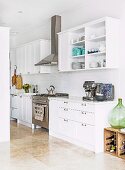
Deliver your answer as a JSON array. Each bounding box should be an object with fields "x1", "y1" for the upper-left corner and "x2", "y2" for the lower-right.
[
  {"x1": 49, "y1": 98, "x2": 116, "y2": 153},
  {"x1": 10, "y1": 94, "x2": 32, "y2": 127}
]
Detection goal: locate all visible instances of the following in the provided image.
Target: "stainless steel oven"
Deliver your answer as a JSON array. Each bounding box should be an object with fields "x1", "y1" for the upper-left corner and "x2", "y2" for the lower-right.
[
  {"x1": 32, "y1": 93, "x2": 69, "y2": 130},
  {"x1": 32, "y1": 96, "x2": 49, "y2": 129}
]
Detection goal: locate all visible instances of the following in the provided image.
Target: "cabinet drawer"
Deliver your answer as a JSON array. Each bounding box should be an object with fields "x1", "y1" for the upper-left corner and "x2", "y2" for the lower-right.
[
  {"x1": 76, "y1": 110, "x2": 95, "y2": 125},
  {"x1": 59, "y1": 100, "x2": 94, "y2": 113},
  {"x1": 76, "y1": 122, "x2": 95, "y2": 145},
  {"x1": 58, "y1": 108, "x2": 94, "y2": 125},
  {"x1": 58, "y1": 118, "x2": 76, "y2": 138},
  {"x1": 11, "y1": 108, "x2": 19, "y2": 119},
  {"x1": 58, "y1": 107, "x2": 71, "y2": 119}
]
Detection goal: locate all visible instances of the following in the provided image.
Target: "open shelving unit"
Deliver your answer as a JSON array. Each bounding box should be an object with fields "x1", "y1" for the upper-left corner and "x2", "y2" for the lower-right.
[{"x1": 58, "y1": 17, "x2": 119, "y2": 72}]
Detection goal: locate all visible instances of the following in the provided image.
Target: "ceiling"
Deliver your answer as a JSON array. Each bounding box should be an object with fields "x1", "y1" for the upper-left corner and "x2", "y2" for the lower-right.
[{"x1": 0, "y1": 0, "x2": 84, "y2": 34}]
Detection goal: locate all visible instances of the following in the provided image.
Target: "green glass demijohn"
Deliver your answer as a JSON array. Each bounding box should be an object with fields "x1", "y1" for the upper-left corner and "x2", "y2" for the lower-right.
[{"x1": 108, "y1": 98, "x2": 125, "y2": 129}]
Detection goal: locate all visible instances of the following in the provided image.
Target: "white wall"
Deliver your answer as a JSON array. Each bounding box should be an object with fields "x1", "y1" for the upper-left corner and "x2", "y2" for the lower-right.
[
  {"x1": 13, "y1": 0, "x2": 125, "y2": 99},
  {"x1": 0, "y1": 27, "x2": 10, "y2": 142}
]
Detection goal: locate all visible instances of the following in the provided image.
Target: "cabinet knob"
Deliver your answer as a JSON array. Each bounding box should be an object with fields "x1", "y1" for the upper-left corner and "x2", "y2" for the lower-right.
[
  {"x1": 64, "y1": 119, "x2": 68, "y2": 122},
  {"x1": 81, "y1": 103, "x2": 86, "y2": 106},
  {"x1": 81, "y1": 124, "x2": 87, "y2": 126},
  {"x1": 64, "y1": 101, "x2": 68, "y2": 104},
  {"x1": 81, "y1": 111, "x2": 86, "y2": 114},
  {"x1": 64, "y1": 108, "x2": 68, "y2": 111}
]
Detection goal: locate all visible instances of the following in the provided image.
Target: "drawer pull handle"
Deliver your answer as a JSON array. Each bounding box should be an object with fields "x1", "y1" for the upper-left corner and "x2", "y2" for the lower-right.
[
  {"x1": 82, "y1": 124, "x2": 87, "y2": 126},
  {"x1": 81, "y1": 112, "x2": 86, "y2": 115},
  {"x1": 64, "y1": 119, "x2": 68, "y2": 122},
  {"x1": 64, "y1": 101, "x2": 68, "y2": 104},
  {"x1": 64, "y1": 108, "x2": 68, "y2": 111},
  {"x1": 81, "y1": 103, "x2": 86, "y2": 106}
]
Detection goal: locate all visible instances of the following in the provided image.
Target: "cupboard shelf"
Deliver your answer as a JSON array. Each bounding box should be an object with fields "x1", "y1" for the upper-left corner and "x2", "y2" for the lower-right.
[
  {"x1": 72, "y1": 54, "x2": 85, "y2": 58},
  {"x1": 71, "y1": 40, "x2": 85, "y2": 46},
  {"x1": 86, "y1": 51, "x2": 106, "y2": 56},
  {"x1": 87, "y1": 35, "x2": 106, "y2": 41}
]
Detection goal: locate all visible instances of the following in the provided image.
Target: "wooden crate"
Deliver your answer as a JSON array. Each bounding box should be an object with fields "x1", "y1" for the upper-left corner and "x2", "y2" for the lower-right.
[
  {"x1": 118, "y1": 132, "x2": 125, "y2": 159},
  {"x1": 104, "y1": 128, "x2": 125, "y2": 159},
  {"x1": 104, "y1": 128, "x2": 119, "y2": 156}
]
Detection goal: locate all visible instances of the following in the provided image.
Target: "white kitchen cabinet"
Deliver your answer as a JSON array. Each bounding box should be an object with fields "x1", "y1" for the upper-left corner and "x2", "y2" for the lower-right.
[
  {"x1": 10, "y1": 49, "x2": 16, "y2": 77},
  {"x1": 39, "y1": 40, "x2": 51, "y2": 73},
  {"x1": 58, "y1": 32, "x2": 71, "y2": 71},
  {"x1": 49, "y1": 99, "x2": 59, "y2": 133},
  {"x1": 25, "y1": 96, "x2": 32, "y2": 124},
  {"x1": 11, "y1": 94, "x2": 32, "y2": 127},
  {"x1": 76, "y1": 122, "x2": 94, "y2": 145},
  {"x1": 25, "y1": 43, "x2": 33, "y2": 74},
  {"x1": 16, "y1": 46, "x2": 26, "y2": 74},
  {"x1": 15, "y1": 39, "x2": 54, "y2": 75},
  {"x1": 11, "y1": 95, "x2": 20, "y2": 119},
  {"x1": 58, "y1": 118, "x2": 77, "y2": 139},
  {"x1": 58, "y1": 17, "x2": 119, "y2": 72},
  {"x1": 49, "y1": 98, "x2": 115, "y2": 153},
  {"x1": 19, "y1": 95, "x2": 32, "y2": 125}
]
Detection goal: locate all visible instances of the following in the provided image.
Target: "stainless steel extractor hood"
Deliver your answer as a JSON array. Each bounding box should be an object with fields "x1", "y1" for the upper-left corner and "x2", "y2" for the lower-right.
[{"x1": 35, "y1": 15, "x2": 61, "y2": 66}]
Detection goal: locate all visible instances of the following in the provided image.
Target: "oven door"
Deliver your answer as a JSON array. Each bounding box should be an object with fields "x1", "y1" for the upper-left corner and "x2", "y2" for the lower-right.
[{"x1": 32, "y1": 102, "x2": 49, "y2": 129}]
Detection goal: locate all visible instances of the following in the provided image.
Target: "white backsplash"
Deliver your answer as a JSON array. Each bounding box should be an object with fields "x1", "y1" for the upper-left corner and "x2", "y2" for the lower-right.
[{"x1": 12, "y1": 68, "x2": 119, "y2": 99}]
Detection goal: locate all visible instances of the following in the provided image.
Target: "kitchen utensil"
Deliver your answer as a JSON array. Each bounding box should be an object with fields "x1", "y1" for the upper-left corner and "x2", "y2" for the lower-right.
[
  {"x1": 46, "y1": 85, "x2": 55, "y2": 95},
  {"x1": 16, "y1": 74, "x2": 23, "y2": 89},
  {"x1": 12, "y1": 65, "x2": 17, "y2": 86}
]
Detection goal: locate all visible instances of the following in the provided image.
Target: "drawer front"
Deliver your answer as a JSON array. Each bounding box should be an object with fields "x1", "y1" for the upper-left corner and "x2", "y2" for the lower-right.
[
  {"x1": 58, "y1": 107, "x2": 70, "y2": 119},
  {"x1": 76, "y1": 122, "x2": 95, "y2": 145},
  {"x1": 58, "y1": 118, "x2": 76, "y2": 138},
  {"x1": 76, "y1": 110, "x2": 95, "y2": 125},
  {"x1": 58, "y1": 100, "x2": 94, "y2": 113}
]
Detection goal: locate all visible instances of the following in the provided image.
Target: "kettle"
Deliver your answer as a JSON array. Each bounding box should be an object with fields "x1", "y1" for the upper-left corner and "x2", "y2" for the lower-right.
[{"x1": 46, "y1": 85, "x2": 55, "y2": 95}]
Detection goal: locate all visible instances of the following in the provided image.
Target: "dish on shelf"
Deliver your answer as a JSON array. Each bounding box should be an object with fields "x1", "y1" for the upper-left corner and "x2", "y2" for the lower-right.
[
  {"x1": 71, "y1": 35, "x2": 85, "y2": 44},
  {"x1": 89, "y1": 61, "x2": 101, "y2": 68},
  {"x1": 72, "y1": 62, "x2": 85, "y2": 70},
  {"x1": 72, "y1": 47, "x2": 85, "y2": 56}
]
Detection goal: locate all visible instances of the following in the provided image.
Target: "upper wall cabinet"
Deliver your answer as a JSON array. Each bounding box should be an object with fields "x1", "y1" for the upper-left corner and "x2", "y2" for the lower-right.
[
  {"x1": 58, "y1": 17, "x2": 120, "y2": 72},
  {"x1": 15, "y1": 39, "x2": 53, "y2": 75}
]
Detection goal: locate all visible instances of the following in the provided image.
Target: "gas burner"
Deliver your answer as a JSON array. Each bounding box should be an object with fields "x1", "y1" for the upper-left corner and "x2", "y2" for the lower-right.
[{"x1": 34, "y1": 93, "x2": 69, "y2": 98}]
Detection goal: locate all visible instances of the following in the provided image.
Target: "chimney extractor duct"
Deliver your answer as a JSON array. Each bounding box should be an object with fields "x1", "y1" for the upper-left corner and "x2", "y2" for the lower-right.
[{"x1": 35, "y1": 15, "x2": 61, "y2": 66}]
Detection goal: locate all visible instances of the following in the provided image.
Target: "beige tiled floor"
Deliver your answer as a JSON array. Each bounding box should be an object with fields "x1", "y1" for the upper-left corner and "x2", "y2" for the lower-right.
[{"x1": 0, "y1": 120, "x2": 125, "y2": 170}]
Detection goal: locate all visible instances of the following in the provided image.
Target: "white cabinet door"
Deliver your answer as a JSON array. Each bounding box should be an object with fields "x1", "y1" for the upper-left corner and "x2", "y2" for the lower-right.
[
  {"x1": 32, "y1": 40, "x2": 40, "y2": 74},
  {"x1": 25, "y1": 43, "x2": 33, "y2": 74},
  {"x1": 10, "y1": 49, "x2": 16, "y2": 77},
  {"x1": 58, "y1": 32, "x2": 71, "y2": 71},
  {"x1": 25, "y1": 96, "x2": 32, "y2": 124},
  {"x1": 76, "y1": 123, "x2": 94, "y2": 145},
  {"x1": 18, "y1": 95, "x2": 23, "y2": 121},
  {"x1": 16, "y1": 46, "x2": 26, "y2": 74},
  {"x1": 49, "y1": 100, "x2": 59, "y2": 133},
  {"x1": 20, "y1": 96, "x2": 32, "y2": 124},
  {"x1": 11, "y1": 95, "x2": 20, "y2": 119},
  {"x1": 58, "y1": 118, "x2": 76, "y2": 139},
  {"x1": 16, "y1": 48, "x2": 21, "y2": 74},
  {"x1": 40, "y1": 40, "x2": 51, "y2": 73}
]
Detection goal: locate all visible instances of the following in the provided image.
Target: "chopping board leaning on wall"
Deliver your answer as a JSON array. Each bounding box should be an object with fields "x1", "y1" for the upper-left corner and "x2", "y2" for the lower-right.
[
  {"x1": 12, "y1": 65, "x2": 23, "y2": 89},
  {"x1": 12, "y1": 65, "x2": 17, "y2": 86},
  {"x1": 16, "y1": 74, "x2": 23, "y2": 89}
]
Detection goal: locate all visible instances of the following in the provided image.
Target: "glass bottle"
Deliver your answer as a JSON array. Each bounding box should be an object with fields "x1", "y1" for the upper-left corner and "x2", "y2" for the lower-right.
[{"x1": 108, "y1": 98, "x2": 125, "y2": 129}]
